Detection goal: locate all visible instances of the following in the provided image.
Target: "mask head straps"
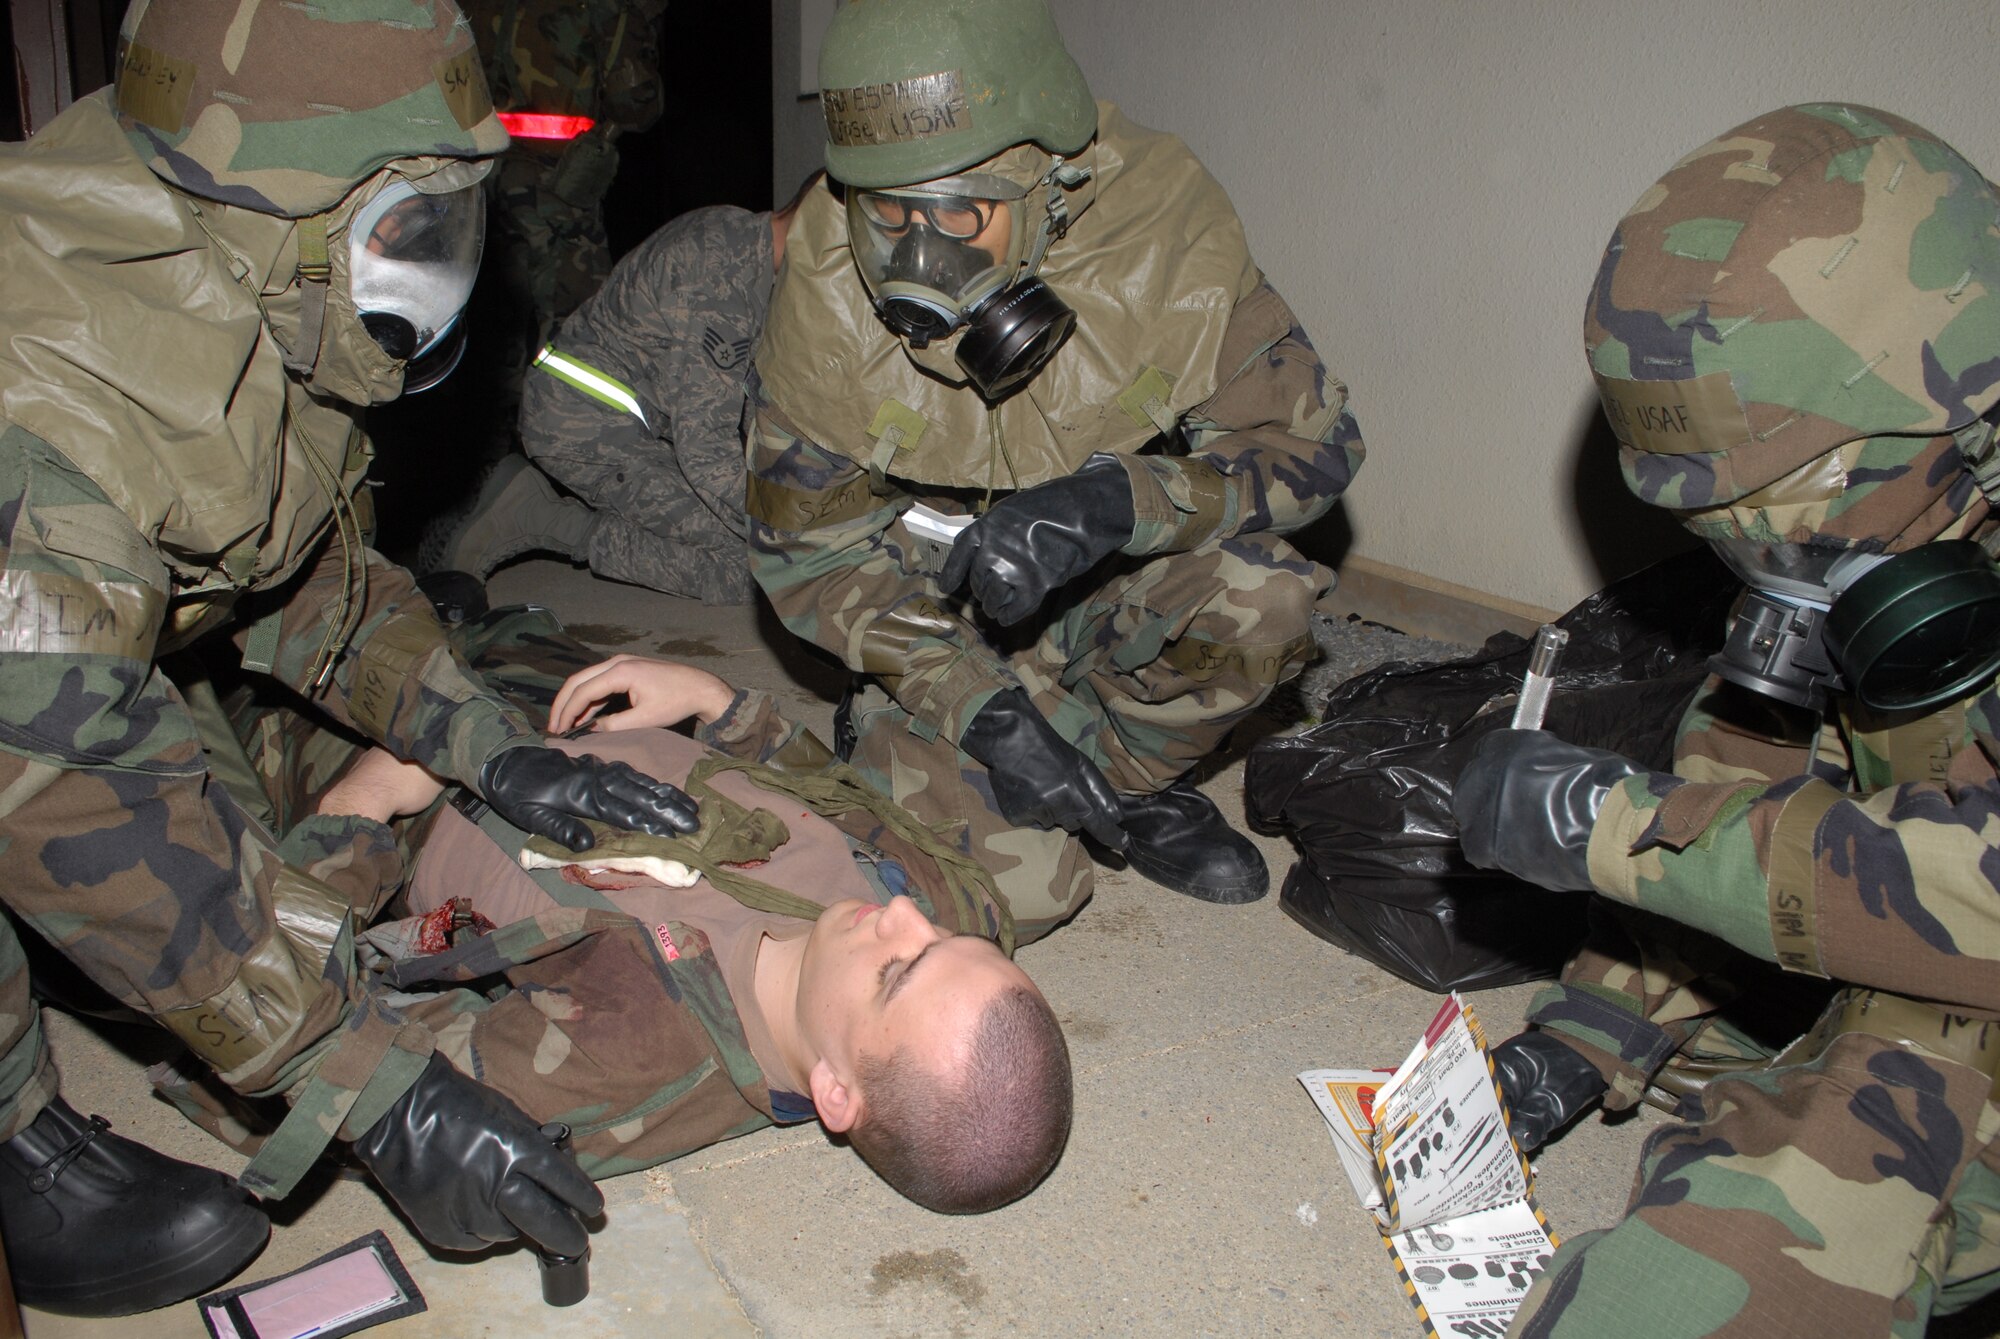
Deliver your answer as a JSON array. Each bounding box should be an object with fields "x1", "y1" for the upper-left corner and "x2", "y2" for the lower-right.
[{"x1": 282, "y1": 213, "x2": 333, "y2": 377}]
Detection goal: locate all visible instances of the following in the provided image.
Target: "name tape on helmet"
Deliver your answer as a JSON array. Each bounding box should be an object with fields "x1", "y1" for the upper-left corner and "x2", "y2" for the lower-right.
[
  {"x1": 117, "y1": 40, "x2": 195, "y2": 134},
  {"x1": 823, "y1": 71, "x2": 970, "y2": 147},
  {"x1": 1595, "y1": 370, "x2": 1756, "y2": 456},
  {"x1": 433, "y1": 48, "x2": 492, "y2": 131}
]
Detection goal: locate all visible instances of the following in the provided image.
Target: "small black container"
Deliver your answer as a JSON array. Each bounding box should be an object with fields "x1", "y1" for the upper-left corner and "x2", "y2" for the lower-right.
[{"x1": 536, "y1": 1123, "x2": 591, "y2": 1307}]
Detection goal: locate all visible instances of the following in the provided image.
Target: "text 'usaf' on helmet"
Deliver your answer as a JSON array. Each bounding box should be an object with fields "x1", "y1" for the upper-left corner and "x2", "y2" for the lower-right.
[
  {"x1": 114, "y1": 0, "x2": 508, "y2": 218},
  {"x1": 1583, "y1": 103, "x2": 2000, "y2": 540},
  {"x1": 817, "y1": 0, "x2": 1096, "y2": 189}
]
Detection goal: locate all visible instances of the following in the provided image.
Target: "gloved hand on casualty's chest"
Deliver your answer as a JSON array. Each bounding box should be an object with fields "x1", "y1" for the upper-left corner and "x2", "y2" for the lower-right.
[{"x1": 478, "y1": 742, "x2": 699, "y2": 851}]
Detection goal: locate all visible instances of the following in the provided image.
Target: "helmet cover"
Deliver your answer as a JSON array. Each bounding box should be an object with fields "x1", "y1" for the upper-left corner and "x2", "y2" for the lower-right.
[
  {"x1": 1584, "y1": 104, "x2": 2000, "y2": 550},
  {"x1": 818, "y1": 0, "x2": 1095, "y2": 189},
  {"x1": 115, "y1": 0, "x2": 508, "y2": 217}
]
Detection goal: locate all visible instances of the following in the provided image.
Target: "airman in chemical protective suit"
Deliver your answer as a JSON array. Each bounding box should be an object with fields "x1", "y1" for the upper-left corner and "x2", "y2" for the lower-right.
[
  {"x1": 0, "y1": 0, "x2": 703, "y2": 1313},
  {"x1": 748, "y1": 0, "x2": 1365, "y2": 929},
  {"x1": 1454, "y1": 104, "x2": 2000, "y2": 1335}
]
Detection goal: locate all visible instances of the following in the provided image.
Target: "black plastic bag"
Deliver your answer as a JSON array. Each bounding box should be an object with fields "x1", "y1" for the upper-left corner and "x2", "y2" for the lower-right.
[{"x1": 1245, "y1": 548, "x2": 1739, "y2": 993}]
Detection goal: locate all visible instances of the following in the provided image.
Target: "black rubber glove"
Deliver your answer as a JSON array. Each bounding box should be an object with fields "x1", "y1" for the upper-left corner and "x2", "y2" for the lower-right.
[
  {"x1": 959, "y1": 688, "x2": 1129, "y2": 851},
  {"x1": 1452, "y1": 728, "x2": 1646, "y2": 892},
  {"x1": 351, "y1": 1052, "x2": 603, "y2": 1257},
  {"x1": 479, "y1": 744, "x2": 698, "y2": 851},
  {"x1": 1489, "y1": 1031, "x2": 1609, "y2": 1153},
  {"x1": 940, "y1": 453, "x2": 1136, "y2": 626}
]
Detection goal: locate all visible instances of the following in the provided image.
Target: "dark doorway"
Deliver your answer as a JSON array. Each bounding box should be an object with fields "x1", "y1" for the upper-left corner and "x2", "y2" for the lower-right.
[{"x1": 369, "y1": 3, "x2": 775, "y2": 560}]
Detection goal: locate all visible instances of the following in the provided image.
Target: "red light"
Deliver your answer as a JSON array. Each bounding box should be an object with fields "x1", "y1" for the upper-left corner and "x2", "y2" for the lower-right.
[{"x1": 497, "y1": 112, "x2": 597, "y2": 141}]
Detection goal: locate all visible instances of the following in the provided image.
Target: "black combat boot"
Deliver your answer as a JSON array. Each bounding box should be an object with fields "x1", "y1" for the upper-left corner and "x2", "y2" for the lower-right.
[
  {"x1": 1118, "y1": 780, "x2": 1269, "y2": 904},
  {"x1": 0, "y1": 1097, "x2": 270, "y2": 1315},
  {"x1": 1489, "y1": 1031, "x2": 1609, "y2": 1153}
]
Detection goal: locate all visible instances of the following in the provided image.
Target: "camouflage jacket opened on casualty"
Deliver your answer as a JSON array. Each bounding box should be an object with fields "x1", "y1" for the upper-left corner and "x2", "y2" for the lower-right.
[
  {"x1": 1583, "y1": 674, "x2": 2000, "y2": 1021},
  {"x1": 748, "y1": 102, "x2": 1365, "y2": 745},
  {"x1": 0, "y1": 94, "x2": 537, "y2": 1196}
]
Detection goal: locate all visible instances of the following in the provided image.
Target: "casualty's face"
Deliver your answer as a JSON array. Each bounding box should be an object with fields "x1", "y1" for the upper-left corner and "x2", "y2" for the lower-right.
[{"x1": 795, "y1": 895, "x2": 1030, "y2": 1080}]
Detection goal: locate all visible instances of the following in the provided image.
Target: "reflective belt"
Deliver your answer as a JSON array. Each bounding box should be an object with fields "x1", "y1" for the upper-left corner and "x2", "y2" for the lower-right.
[{"x1": 531, "y1": 346, "x2": 649, "y2": 427}]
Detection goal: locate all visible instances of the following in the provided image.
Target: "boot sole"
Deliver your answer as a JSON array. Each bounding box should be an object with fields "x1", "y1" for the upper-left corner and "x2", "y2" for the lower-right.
[
  {"x1": 16, "y1": 1207, "x2": 270, "y2": 1317},
  {"x1": 1124, "y1": 847, "x2": 1270, "y2": 905}
]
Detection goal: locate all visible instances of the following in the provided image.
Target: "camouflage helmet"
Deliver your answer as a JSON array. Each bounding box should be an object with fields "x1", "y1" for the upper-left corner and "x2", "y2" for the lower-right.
[
  {"x1": 114, "y1": 0, "x2": 509, "y2": 218},
  {"x1": 1584, "y1": 104, "x2": 2000, "y2": 551},
  {"x1": 817, "y1": 0, "x2": 1096, "y2": 189}
]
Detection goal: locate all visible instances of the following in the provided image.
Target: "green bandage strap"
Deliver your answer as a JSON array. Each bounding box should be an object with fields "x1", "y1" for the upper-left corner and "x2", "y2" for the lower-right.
[
  {"x1": 707, "y1": 757, "x2": 1016, "y2": 954},
  {"x1": 532, "y1": 346, "x2": 649, "y2": 427},
  {"x1": 501, "y1": 756, "x2": 1014, "y2": 951}
]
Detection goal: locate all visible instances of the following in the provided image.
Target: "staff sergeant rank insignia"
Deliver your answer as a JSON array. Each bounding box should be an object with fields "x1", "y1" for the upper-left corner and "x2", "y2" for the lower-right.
[{"x1": 823, "y1": 70, "x2": 970, "y2": 146}]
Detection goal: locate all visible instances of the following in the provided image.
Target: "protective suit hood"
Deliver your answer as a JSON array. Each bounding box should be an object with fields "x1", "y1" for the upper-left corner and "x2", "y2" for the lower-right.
[{"x1": 0, "y1": 93, "x2": 370, "y2": 599}]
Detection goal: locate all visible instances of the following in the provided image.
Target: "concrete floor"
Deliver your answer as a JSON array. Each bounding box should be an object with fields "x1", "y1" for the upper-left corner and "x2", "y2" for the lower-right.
[{"x1": 23, "y1": 558, "x2": 1667, "y2": 1339}]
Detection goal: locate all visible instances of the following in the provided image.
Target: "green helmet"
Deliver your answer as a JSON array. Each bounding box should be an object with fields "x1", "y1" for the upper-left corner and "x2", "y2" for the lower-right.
[
  {"x1": 817, "y1": 0, "x2": 1096, "y2": 189},
  {"x1": 114, "y1": 0, "x2": 508, "y2": 218},
  {"x1": 1583, "y1": 103, "x2": 2000, "y2": 551}
]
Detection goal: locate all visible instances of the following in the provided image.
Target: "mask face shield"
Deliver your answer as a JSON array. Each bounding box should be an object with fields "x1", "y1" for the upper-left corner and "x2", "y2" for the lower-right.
[
  {"x1": 847, "y1": 173, "x2": 1031, "y2": 346},
  {"x1": 345, "y1": 177, "x2": 483, "y2": 392},
  {"x1": 1706, "y1": 539, "x2": 1889, "y2": 611}
]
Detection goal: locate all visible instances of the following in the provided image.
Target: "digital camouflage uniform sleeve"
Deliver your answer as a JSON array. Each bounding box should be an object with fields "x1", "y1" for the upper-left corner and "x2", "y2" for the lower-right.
[
  {"x1": 1119, "y1": 280, "x2": 1364, "y2": 555},
  {"x1": 0, "y1": 436, "x2": 438, "y2": 1197},
  {"x1": 520, "y1": 207, "x2": 766, "y2": 541},
  {"x1": 1582, "y1": 678, "x2": 2000, "y2": 1016},
  {"x1": 747, "y1": 278, "x2": 1363, "y2": 743}
]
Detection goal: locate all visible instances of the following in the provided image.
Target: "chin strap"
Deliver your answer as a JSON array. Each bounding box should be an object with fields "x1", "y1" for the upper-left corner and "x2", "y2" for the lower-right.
[{"x1": 282, "y1": 214, "x2": 333, "y2": 378}]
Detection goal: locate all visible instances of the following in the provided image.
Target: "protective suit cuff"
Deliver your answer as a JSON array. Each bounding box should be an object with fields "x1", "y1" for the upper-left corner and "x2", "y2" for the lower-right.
[
  {"x1": 1584, "y1": 776, "x2": 1652, "y2": 903},
  {"x1": 697, "y1": 688, "x2": 834, "y2": 771},
  {"x1": 277, "y1": 814, "x2": 406, "y2": 913},
  {"x1": 469, "y1": 728, "x2": 539, "y2": 796},
  {"x1": 906, "y1": 647, "x2": 1015, "y2": 745},
  {"x1": 696, "y1": 688, "x2": 773, "y2": 753},
  {"x1": 455, "y1": 702, "x2": 538, "y2": 790},
  {"x1": 1524, "y1": 983, "x2": 1678, "y2": 1113},
  {"x1": 1118, "y1": 455, "x2": 1232, "y2": 556},
  {"x1": 238, "y1": 1007, "x2": 433, "y2": 1200},
  {"x1": 1591, "y1": 775, "x2": 1780, "y2": 962}
]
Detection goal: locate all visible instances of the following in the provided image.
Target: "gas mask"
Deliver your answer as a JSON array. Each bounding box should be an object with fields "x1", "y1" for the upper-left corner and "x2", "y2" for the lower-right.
[
  {"x1": 1707, "y1": 536, "x2": 2000, "y2": 713},
  {"x1": 343, "y1": 176, "x2": 483, "y2": 392},
  {"x1": 846, "y1": 151, "x2": 1087, "y2": 401},
  {"x1": 280, "y1": 168, "x2": 485, "y2": 404}
]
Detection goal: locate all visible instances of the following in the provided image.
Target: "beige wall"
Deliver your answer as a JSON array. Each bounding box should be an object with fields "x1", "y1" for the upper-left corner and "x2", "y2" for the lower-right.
[{"x1": 774, "y1": 0, "x2": 2000, "y2": 615}]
